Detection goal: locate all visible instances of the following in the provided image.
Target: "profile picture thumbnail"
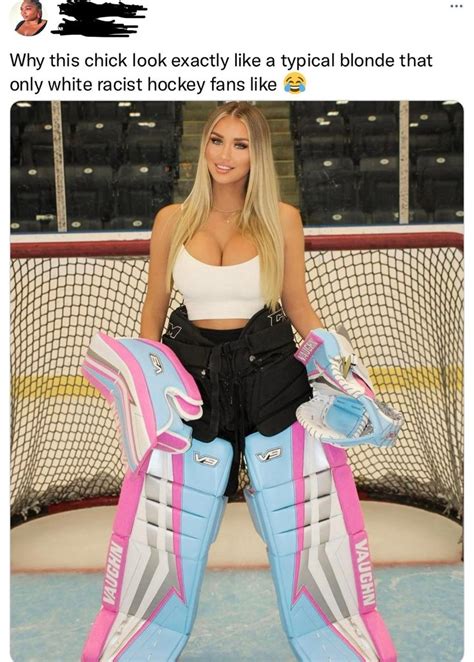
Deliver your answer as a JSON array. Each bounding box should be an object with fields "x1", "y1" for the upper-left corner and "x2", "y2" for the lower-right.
[{"x1": 15, "y1": 1, "x2": 47, "y2": 36}]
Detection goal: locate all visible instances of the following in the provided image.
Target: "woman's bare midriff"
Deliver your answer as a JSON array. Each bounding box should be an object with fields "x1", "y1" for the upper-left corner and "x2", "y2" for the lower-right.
[{"x1": 192, "y1": 318, "x2": 249, "y2": 330}]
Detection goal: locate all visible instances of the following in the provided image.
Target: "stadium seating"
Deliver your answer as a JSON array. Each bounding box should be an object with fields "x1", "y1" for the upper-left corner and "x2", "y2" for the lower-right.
[
  {"x1": 71, "y1": 121, "x2": 123, "y2": 168},
  {"x1": 359, "y1": 156, "x2": 399, "y2": 212},
  {"x1": 305, "y1": 209, "x2": 366, "y2": 226},
  {"x1": 10, "y1": 101, "x2": 463, "y2": 232},
  {"x1": 80, "y1": 101, "x2": 136, "y2": 123},
  {"x1": 105, "y1": 216, "x2": 154, "y2": 232},
  {"x1": 296, "y1": 117, "x2": 346, "y2": 159},
  {"x1": 453, "y1": 108, "x2": 463, "y2": 151},
  {"x1": 124, "y1": 121, "x2": 178, "y2": 168},
  {"x1": 433, "y1": 209, "x2": 464, "y2": 223},
  {"x1": 11, "y1": 101, "x2": 52, "y2": 126},
  {"x1": 349, "y1": 114, "x2": 398, "y2": 159},
  {"x1": 67, "y1": 218, "x2": 104, "y2": 232},
  {"x1": 116, "y1": 164, "x2": 173, "y2": 218},
  {"x1": 11, "y1": 124, "x2": 20, "y2": 166},
  {"x1": 372, "y1": 209, "x2": 429, "y2": 224},
  {"x1": 409, "y1": 111, "x2": 453, "y2": 158},
  {"x1": 11, "y1": 166, "x2": 56, "y2": 221},
  {"x1": 10, "y1": 219, "x2": 58, "y2": 234},
  {"x1": 20, "y1": 123, "x2": 69, "y2": 166},
  {"x1": 128, "y1": 101, "x2": 182, "y2": 125},
  {"x1": 299, "y1": 157, "x2": 356, "y2": 215},
  {"x1": 416, "y1": 154, "x2": 463, "y2": 212},
  {"x1": 65, "y1": 165, "x2": 114, "y2": 222}
]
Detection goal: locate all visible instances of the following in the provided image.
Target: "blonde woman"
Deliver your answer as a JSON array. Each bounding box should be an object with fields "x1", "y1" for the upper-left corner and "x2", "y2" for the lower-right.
[
  {"x1": 82, "y1": 102, "x2": 396, "y2": 661},
  {"x1": 140, "y1": 101, "x2": 321, "y2": 497}
]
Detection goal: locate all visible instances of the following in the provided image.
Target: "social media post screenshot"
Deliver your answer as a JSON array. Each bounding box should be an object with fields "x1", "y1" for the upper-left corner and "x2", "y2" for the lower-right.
[{"x1": 3, "y1": 1, "x2": 470, "y2": 661}]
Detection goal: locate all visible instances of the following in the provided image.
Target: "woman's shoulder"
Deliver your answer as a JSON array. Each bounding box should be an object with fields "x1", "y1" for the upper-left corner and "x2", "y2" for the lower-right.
[
  {"x1": 151, "y1": 203, "x2": 181, "y2": 244},
  {"x1": 15, "y1": 20, "x2": 25, "y2": 30},
  {"x1": 278, "y1": 201, "x2": 303, "y2": 233},
  {"x1": 154, "y1": 203, "x2": 182, "y2": 225},
  {"x1": 278, "y1": 201, "x2": 300, "y2": 218}
]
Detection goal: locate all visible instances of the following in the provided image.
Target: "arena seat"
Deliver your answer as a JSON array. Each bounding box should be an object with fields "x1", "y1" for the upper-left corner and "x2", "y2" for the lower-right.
[
  {"x1": 433, "y1": 209, "x2": 464, "y2": 224},
  {"x1": 296, "y1": 117, "x2": 346, "y2": 160},
  {"x1": 21, "y1": 123, "x2": 70, "y2": 166},
  {"x1": 453, "y1": 109, "x2": 463, "y2": 151},
  {"x1": 359, "y1": 156, "x2": 399, "y2": 212},
  {"x1": 290, "y1": 101, "x2": 397, "y2": 136},
  {"x1": 290, "y1": 102, "x2": 319, "y2": 137},
  {"x1": 333, "y1": 101, "x2": 398, "y2": 118},
  {"x1": 416, "y1": 154, "x2": 463, "y2": 212},
  {"x1": 11, "y1": 220, "x2": 35, "y2": 234},
  {"x1": 305, "y1": 209, "x2": 366, "y2": 226},
  {"x1": 116, "y1": 164, "x2": 173, "y2": 218},
  {"x1": 128, "y1": 101, "x2": 182, "y2": 124},
  {"x1": 439, "y1": 101, "x2": 463, "y2": 121},
  {"x1": 371, "y1": 209, "x2": 430, "y2": 224},
  {"x1": 299, "y1": 157, "x2": 356, "y2": 214},
  {"x1": 77, "y1": 101, "x2": 181, "y2": 126},
  {"x1": 349, "y1": 114, "x2": 398, "y2": 159},
  {"x1": 11, "y1": 101, "x2": 52, "y2": 126},
  {"x1": 80, "y1": 101, "x2": 135, "y2": 123},
  {"x1": 65, "y1": 165, "x2": 114, "y2": 222},
  {"x1": 409, "y1": 101, "x2": 442, "y2": 114},
  {"x1": 124, "y1": 121, "x2": 178, "y2": 168},
  {"x1": 58, "y1": 101, "x2": 82, "y2": 124},
  {"x1": 68, "y1": 218, "x2": 104, "y2": 232},
  {"x1": 11, "y1": 166, "x2": 56, "y2": 220},
  {"x1": 11, "y1": 125, "x2": 20, "y2": 166},
  {"x1": 105, "y1": 216, "x2": 154, "y2": 231},
  {"x1": 72, "y1": 122, "x2": 123, "y2": 168},
  {"x1": 409, "y1": 111, "x2": 453, "y2": 158}
]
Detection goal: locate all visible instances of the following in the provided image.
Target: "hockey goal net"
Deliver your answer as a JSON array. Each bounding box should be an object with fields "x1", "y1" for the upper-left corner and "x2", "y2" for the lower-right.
[{"x1": 10, "y1": 230, "x2": 463, "y2": 524}]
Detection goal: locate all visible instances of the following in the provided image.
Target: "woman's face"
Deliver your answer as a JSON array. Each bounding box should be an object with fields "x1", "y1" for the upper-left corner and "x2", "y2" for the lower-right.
[
  {"x1": 205, "y1": 116, "x2": 250, "y2": 186},
  {"x1": 21, "y1": 2, "x2": 40, "y2": 21}
]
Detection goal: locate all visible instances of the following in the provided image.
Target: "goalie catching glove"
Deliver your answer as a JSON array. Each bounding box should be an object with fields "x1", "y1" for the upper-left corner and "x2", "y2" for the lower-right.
[{"x1": 295, "y1": 328, "x2": 403, "y2": 448}]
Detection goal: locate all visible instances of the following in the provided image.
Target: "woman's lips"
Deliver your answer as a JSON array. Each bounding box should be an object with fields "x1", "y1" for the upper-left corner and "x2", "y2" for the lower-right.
[{"x1": 215, "y1": 164, "x2": 233, "y2": 173}]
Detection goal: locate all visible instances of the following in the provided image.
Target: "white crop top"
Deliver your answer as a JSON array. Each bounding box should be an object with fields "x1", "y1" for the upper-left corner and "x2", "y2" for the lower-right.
[{"x1": 172, "y1": 246, "x2": 266, "y2": 320}]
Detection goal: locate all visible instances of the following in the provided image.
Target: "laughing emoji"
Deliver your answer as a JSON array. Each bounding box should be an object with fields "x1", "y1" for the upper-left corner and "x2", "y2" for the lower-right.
[{"x1": 284, "y1": 71, "x2": 306, "y2": 94}]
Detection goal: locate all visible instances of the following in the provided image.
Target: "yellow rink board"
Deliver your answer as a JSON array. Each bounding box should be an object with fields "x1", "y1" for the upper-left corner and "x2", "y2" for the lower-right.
[{"x1": 12, "y1": 365, "x2": 463, "y2": 400}]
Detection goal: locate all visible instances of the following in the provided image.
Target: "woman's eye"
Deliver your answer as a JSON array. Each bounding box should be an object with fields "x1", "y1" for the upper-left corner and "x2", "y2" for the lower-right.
[
  {"x1": 235, "y1": 143, "x2": 248, "y2": 150},
  {"x1": 210, "y1": 137, "x2": 222, "y2": 145}
]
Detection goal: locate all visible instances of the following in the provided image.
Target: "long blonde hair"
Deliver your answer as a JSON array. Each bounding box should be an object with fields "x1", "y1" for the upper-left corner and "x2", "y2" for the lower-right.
[{"x1": 167, "y1": 102, "x2": 284, "y2": 311}]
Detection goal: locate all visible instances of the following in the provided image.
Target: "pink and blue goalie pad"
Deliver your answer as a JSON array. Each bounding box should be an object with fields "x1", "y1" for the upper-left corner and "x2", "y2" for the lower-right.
[
  {"x1": 82, "y1": 438, "x2": 233, "y2": 661},
  {"x1": 244, "y1": 423, "x2": 397, "y2": 661},
  {"x1": 82, "y1": 332, "x2": 204, "y2": 471},
  {"x1": 295, "y1": 330, "x2": 403, "y2": 448},
  {"x1": 81, "y1": 333, "x2": 234, "y2": 661}
]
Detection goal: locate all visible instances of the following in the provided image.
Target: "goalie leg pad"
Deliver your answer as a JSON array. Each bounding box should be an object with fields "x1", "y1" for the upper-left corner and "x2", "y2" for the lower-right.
[
  {"x1": 81, "y1": 436, "x2": 233, "y2": 662},
  {"x1": 244, "y1": 423, "x2": 397, "y2": 661}
]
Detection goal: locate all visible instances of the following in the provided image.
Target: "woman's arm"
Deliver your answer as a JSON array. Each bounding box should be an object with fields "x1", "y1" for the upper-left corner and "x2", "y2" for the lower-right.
[
  {"x1": 139, "y1": 204, "x2": 180, "y2": 341},
  {"x1": 279, "y1": 202, "x2": 324, "y2": 338}
]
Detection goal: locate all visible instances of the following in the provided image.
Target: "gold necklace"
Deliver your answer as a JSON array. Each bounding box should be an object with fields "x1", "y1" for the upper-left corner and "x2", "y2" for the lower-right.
[
  {"x1": 212, "y1": 206, "x2": 242, "y2": 213},
  {"x1": 211, "y1": 207, "x2": 242, "y2": 224}
]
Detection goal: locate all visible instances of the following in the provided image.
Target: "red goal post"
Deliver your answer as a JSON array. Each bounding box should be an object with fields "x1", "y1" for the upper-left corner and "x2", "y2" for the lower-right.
[{"x1": 10, "y1": 226, "x2": 463, "y2": 525}]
